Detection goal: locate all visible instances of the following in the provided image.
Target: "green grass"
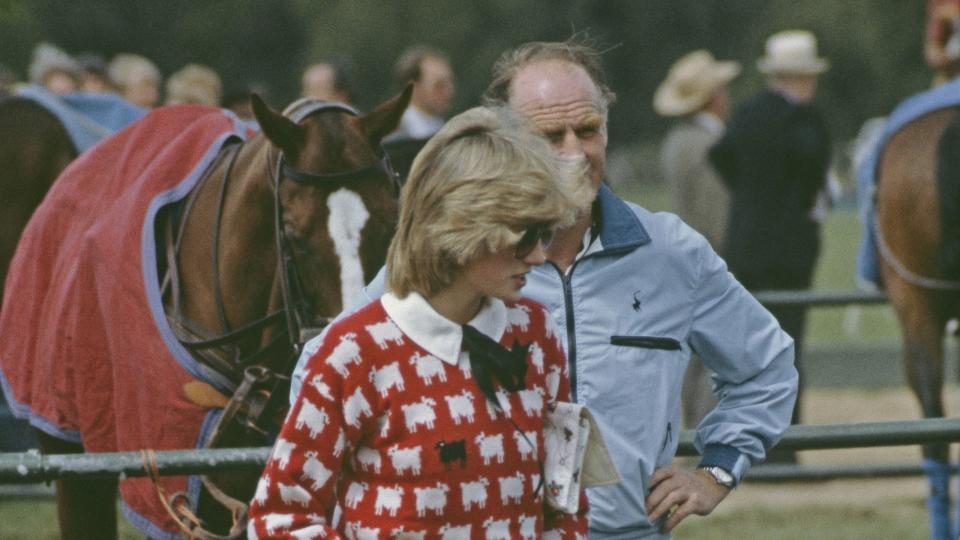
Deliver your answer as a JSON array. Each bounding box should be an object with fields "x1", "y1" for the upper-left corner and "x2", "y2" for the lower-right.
[
  {"x1": 613, "y1": 181, "x2": 901, "y2": 346},
  {"x1": 0, "y1": 498, "x2": 141, "y2": 539},
  {"x1": 674, "y1": 500, "x2": 926, "y2": 539}
]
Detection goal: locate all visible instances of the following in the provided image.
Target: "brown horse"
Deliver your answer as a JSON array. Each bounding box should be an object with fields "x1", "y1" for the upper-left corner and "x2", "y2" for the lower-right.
[
  {"x1": 0, "y1": 96, "x2": 78, "y2": 453},
  {"x1": 875, "y1": 105, "x2": 960, "y2": 540},
  {"x1": 1, "y1": 87, "x2": 410, "y2": 539},
  {"x1": 0, "y1": 96, "x2": 77, "y2": 306}
]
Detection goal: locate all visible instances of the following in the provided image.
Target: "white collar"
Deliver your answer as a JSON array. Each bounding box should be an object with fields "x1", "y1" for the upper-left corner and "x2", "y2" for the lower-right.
[{"x1": 380, "y1": 291, "x2": 507, "y2": 365}]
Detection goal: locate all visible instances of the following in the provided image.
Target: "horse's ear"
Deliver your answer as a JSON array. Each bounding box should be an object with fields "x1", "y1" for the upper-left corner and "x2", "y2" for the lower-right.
[
  {"x1": 360, "y1": 83, "x2": 413, "y2": 145},
  {"x1": 250, "y1": 93, "x2": 302, "y2": 154}
]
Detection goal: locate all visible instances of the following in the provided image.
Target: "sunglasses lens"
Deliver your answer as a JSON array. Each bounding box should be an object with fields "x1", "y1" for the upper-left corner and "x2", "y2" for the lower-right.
[{"x1": 515, "y1": 225, "x2": 553, "y2": 258}]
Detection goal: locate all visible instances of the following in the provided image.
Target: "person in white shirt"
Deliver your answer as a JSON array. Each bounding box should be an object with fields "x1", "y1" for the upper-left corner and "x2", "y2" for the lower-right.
[{"x1": 388, "y1": 45, "x2": 455, "y2": 141}]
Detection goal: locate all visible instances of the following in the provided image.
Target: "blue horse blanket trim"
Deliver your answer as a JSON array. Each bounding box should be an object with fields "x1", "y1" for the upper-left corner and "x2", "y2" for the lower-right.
[
  {"x1": 15, "y1": 85, "x2": 146, "y2": 153},
  {"x1": 856, "y1": 77, "x2": 960, "y2": 288}
]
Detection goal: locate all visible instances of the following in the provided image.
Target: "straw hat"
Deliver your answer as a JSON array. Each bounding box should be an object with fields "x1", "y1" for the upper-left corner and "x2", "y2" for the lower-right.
[
  {"x1": 654, "y1": 50, "x2": 741, "y2": 117},
  {"x1": 757, "y1": 30, "x2": 830, "y2": 75}
]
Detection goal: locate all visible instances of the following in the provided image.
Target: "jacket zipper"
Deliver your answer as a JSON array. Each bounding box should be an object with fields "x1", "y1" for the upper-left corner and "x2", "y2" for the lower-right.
[
  {"x1": 662, "y1": 422, "x2": 672, "y2": 451},
  {"x1": 548, "y1": 259, "x2": 584, "y2": 403}
]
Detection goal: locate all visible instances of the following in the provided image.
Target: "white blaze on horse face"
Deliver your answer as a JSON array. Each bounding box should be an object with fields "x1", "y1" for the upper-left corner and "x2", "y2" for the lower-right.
[{"x1": 327, "y1": 188, "x2": 370, "y2": 310}]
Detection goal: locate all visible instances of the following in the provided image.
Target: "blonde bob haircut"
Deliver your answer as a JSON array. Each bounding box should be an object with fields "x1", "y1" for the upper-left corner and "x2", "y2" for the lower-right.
[{"x1": 387, "y1": 106, "x2": 589, "y2": 298}]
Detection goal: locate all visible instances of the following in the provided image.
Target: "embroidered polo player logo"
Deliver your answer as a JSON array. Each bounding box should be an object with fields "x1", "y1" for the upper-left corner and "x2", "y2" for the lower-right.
[
  {"x1": 632, "y1": 291, "x2": 643, "y2": 312},
  {"x1": 435, "y1": 439, "x2": 467, "y2": 470}
]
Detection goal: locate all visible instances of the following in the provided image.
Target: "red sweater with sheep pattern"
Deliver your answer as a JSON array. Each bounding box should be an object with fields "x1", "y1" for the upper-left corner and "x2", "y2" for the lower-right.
[{"x1": 247, "y1": 296, "x2": 587, "y2": 539}]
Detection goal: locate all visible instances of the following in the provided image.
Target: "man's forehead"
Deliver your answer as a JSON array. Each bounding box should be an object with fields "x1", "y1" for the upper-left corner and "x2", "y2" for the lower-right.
[{"x1": 508, "y1": 60, "x2": 603, "y2": 113}]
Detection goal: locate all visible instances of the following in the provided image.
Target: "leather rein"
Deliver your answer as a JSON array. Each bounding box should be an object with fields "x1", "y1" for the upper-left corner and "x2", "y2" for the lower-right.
[{"x1": 158, "y1": 101, "x2": 399, "y2": 539}]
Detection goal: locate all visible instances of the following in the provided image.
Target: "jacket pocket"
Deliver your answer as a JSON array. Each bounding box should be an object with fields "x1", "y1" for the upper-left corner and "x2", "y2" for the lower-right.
[{"x1": 610, "y1": 335, "x2": 681, "y2": 351}]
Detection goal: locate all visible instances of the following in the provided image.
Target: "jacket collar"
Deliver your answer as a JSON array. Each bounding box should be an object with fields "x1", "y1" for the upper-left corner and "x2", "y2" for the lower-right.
[
  {"x1": 594, "y1": 183, "x2": 651, "y2": 254},
  {"x1": 380, "y1": 291, "x2": 507, "y2": 365}
]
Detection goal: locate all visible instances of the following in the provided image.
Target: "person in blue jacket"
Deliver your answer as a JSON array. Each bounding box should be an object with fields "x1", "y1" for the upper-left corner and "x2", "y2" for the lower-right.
[{"x1": 290, "y1": 38, "x2": 798, "y2": 539}]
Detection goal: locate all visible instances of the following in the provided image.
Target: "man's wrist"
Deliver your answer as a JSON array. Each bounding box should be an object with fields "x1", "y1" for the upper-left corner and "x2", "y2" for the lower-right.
[{"x1": 697, "y1": 465, "x2": 736, "y2": 489}]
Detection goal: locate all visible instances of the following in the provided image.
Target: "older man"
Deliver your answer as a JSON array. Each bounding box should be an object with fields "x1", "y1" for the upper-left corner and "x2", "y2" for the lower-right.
[{"x1": 292, "y1": 39, "x2": 797, "y2": 539}]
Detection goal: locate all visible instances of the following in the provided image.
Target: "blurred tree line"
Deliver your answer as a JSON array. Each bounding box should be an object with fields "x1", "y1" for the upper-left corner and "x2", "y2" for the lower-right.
[{"x1": 0, "y1": 0, "x2": 930, "y2": 167}]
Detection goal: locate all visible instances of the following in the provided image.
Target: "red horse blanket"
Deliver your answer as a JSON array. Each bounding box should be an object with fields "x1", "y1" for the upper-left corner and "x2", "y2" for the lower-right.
[{"x1": 0, "y1": 104, "x2": 253, "y2": 539}]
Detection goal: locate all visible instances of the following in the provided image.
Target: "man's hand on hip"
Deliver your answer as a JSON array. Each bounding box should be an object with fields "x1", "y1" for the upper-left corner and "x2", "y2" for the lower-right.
[{"x1": 645, "y1": 465, "x2": 731, "y2": 533}]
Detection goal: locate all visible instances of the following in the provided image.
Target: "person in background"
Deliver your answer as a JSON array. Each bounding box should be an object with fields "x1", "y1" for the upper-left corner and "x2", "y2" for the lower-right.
[
  {"x1": 108, "y1": 53, "x2": 161, "y2": 109},
  {"x1": 164, "y1": 63, "x2": 222, "y2": 106},
  {"x1": 28, "y1": 42, "x2": 81, "y2": 95},
  {"x1": 301, "y1": 57, "x2": 355, "y2": 104},
  {"x1": 387, "y1": 45, "x2": 455, "y2": 141},
  {"x1": 76, "y1": 53, "x2": 113, "y2": 93},
  {"x1": 293, "y1": 38, "x2": 797, "y2": 539},
  {"x1": 926, "y1": 0, "x2": 960, "y2": 84},
  {"x1": 250, "y1": 106, "x2": 588, "y2": 538},
  {"x1": 710, "y1": 30, "x2": 830, "y2": 462},
  {"x1": 653, "y1": 49, "x2": 740, "y2": 430}
]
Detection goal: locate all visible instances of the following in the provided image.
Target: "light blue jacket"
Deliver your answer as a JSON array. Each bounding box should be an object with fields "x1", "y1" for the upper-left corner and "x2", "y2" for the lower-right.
[{"x1": 290, "y1": 184, "x2": 797, "y2": 539}]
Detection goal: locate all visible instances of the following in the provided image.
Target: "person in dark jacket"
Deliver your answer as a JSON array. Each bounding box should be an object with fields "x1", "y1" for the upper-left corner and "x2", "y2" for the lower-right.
[{"x1": 710, "y1": 30, "x2": 830, "y2": 455}]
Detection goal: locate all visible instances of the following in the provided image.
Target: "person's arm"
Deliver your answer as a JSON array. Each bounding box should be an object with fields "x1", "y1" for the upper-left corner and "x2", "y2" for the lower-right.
[
  {"x1": 688, "y1": 237, "x2": 798, "y2": 476},
  {"x1": 537, "y1": 307, "x2": 590, "y2": 537},
  {"x1": 250, "y1": 326, "x2": 376, "y2": 539},
  {"x1": 646, "y1": 237, "x2": 796, "y2": 532},
  {"x1": 289, "y1": 266, "x2": 388, "y2": 405}
]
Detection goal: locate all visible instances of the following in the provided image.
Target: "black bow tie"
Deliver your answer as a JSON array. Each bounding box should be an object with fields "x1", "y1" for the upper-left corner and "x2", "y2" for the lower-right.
[{"x1": 461, "y1": 324, "x2": 530, "y2": 407}]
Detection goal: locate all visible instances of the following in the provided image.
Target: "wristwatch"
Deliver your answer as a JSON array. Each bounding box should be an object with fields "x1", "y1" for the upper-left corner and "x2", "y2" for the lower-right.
[{"x1": 698, "y1": 466, "x2": 736, "y2": 489}]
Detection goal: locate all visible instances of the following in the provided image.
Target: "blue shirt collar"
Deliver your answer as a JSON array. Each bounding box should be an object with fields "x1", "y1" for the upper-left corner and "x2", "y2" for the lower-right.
[{"x1": 595, "y1": 183, "x2": 651, "y2": 253}]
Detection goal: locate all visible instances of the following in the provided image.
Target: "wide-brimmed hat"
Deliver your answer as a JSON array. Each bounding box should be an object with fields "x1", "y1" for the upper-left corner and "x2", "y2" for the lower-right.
[
  {"x1": 653, "y1": 50, "x2": 740, "y2": 117},
  {"x1": 757, "y1": 30, "x2": 830, "y2": 75}
]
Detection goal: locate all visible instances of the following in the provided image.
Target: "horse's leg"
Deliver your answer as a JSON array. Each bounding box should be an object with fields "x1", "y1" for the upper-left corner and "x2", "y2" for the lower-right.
[
  {"x1": 888, "y1": 282, "x2": 950, "y2": 539},
  {"x1": 34, "y1": 429, "x2": 118, "y2": 540}
]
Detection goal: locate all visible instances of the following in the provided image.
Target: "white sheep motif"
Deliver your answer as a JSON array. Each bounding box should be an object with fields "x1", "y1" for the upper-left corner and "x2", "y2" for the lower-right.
[
  {"x1": 271, "y1": 438, "x2": 296, "y2": 470},
  {"x1": 475, "y1": 432, "x2": 505, "y2": 465},
  {"x1": 414, "y1": 482, "x2": 449, "y2": 517},
  {"x1": 326, "y1": 332, "x2": 362, "y2": 376},
  {"x1": 365, "y1": 318, "x2": 404, "y2": 349},
  {"x1": 344, "y1": 481, "x2": 368, "y2": 509},
  {"x1": 374, "y1": 484, "x2": 404, "y2": 517},
  {"x1": 483, "y1": 517, "x2": 512, "y2": 540},
  {"x1": 460, "y1": 477, "x2": 489, "y2": 511},
  {"x1": 518, "y1": 386, "x2": 545, "y2": 417},
  {"x1": 369, "y1": 361, "x2": 405, "y2": 397},
  {"x1": 308, "y1": 374, "x2": 334, "y2": 401},
  {"x1": 444, "y1": 389, "x2": 476, "y2": 425},
  {"x1": 409, "y1": 351, "x2": 447, "y2": 385},
  {"x1": 387, "y1": 444, "x2": 423, "y2": 475},
  {"x1": 401, "y1": 396, "x2": 437, "y2": 432},
  {"x1": 295, "y1": 399, "x2": 330, "y2": 439},
  {"x1": 344, "y1": 386, "x2": 372, "y2": 427},
  {"x1": 300, "y1": 451, "x2": 333, "y2": 491}
]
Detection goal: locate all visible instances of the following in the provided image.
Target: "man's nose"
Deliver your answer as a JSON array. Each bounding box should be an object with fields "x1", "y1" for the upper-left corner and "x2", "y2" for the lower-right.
[
  {"x1": 522, "y1": 241, "x2": 548, "y2": 265},
  {"x1": 557, "y1": 128, "x2": 583, "y2": 156}
]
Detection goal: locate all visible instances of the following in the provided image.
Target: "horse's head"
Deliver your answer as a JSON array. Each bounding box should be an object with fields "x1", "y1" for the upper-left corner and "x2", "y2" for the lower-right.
[{"x1": 250, "y1": 87, "x2": 411, "y2": 326}]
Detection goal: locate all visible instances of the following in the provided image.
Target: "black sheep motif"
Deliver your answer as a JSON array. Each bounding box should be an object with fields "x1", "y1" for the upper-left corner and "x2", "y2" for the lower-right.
[{"x1": 435, "y1": 439, "x2": 467, "y2": 470}]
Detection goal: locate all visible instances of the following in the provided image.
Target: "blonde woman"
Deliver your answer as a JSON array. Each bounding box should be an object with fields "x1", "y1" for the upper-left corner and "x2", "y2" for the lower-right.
[{"x1": 248, "y1": 106, "x2": 590, "y2": 538}]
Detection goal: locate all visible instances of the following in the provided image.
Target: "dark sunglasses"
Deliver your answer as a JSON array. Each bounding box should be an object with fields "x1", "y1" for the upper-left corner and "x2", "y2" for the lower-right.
[{"x1": 515, "y1": 224, "x2": 555, "y2": 259}]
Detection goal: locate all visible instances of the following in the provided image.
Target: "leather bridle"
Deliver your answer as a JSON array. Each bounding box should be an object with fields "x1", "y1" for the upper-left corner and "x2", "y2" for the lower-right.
[{"x1": 158, "y1": 101, "x2": 399, "y2": 539}]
